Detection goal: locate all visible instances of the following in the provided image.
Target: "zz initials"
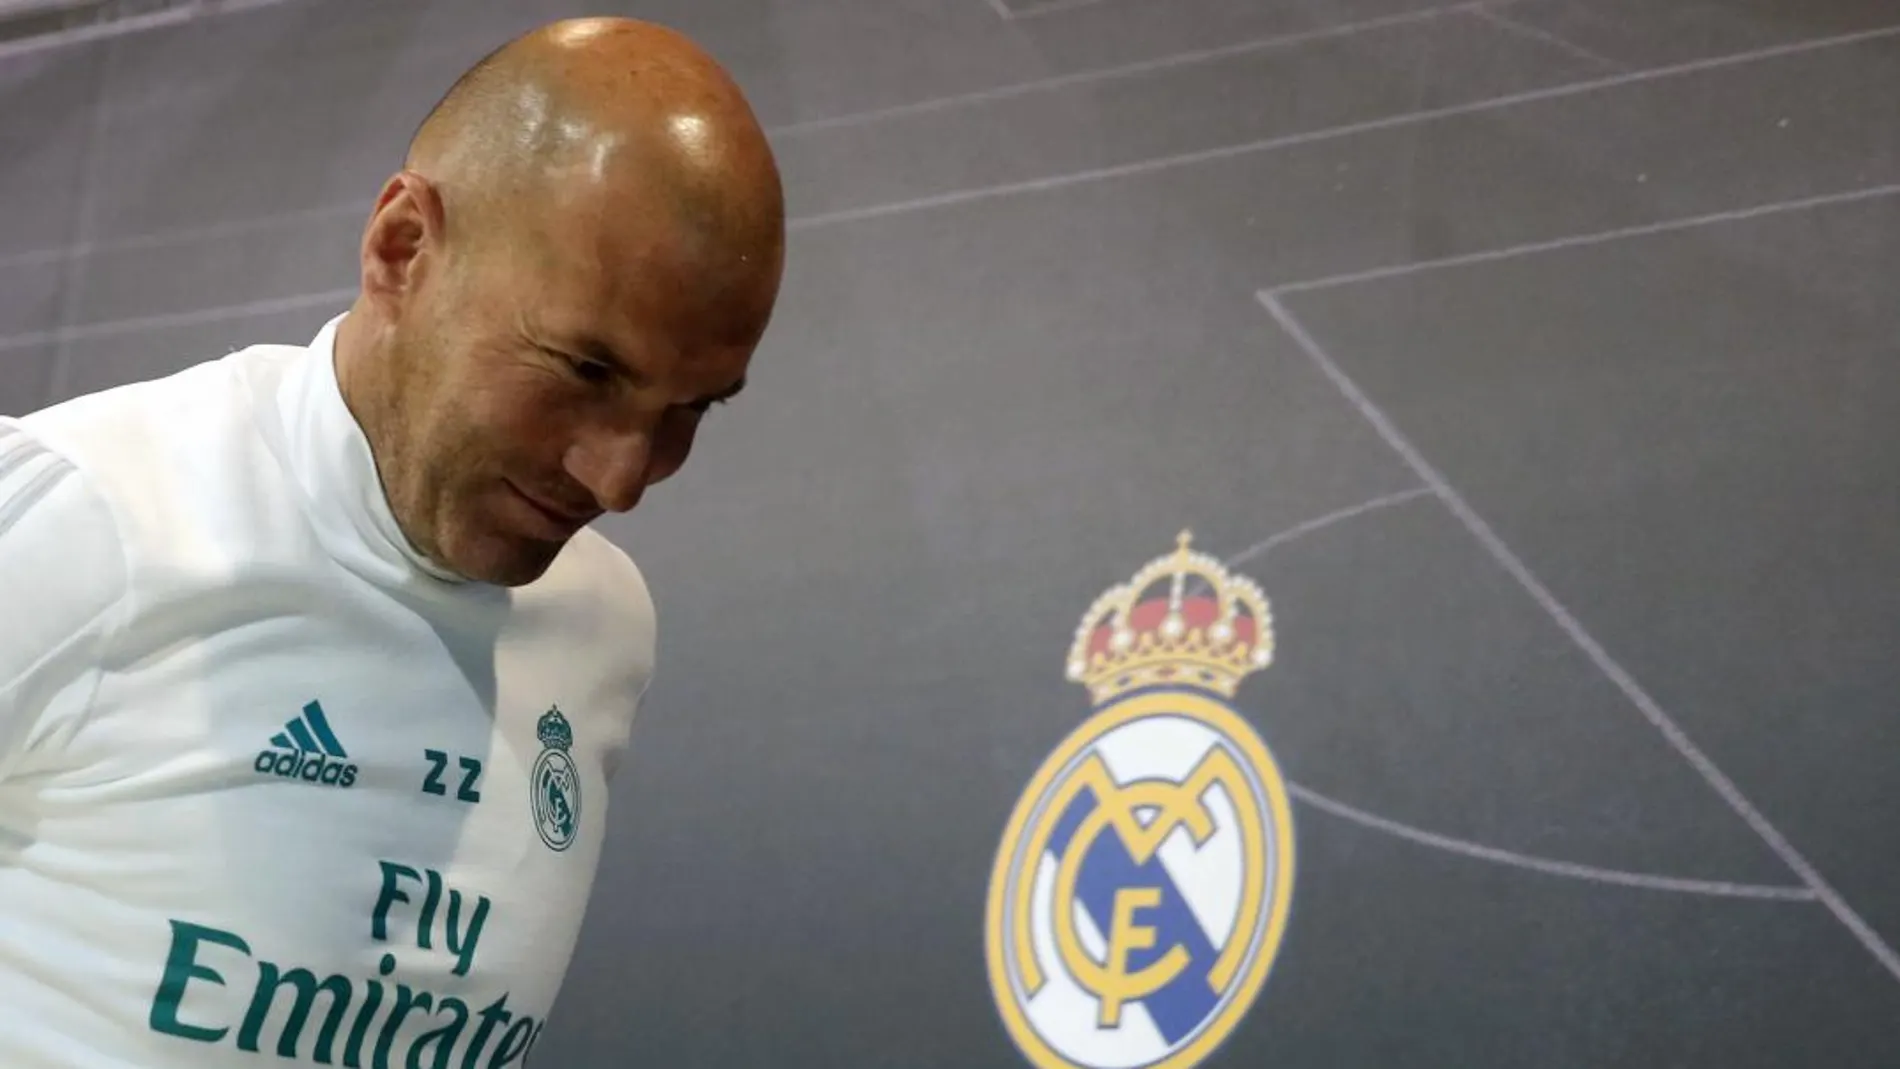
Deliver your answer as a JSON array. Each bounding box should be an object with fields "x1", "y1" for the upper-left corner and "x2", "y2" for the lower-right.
[{"x1": 422, "y1": 749, "x2": 484, "y2": 803}]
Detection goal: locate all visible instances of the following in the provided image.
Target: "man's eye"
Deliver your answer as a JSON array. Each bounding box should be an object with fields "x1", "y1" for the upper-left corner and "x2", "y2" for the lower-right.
[{"x1": 569, "y1": 358, "x2": 614, "y2": 385}]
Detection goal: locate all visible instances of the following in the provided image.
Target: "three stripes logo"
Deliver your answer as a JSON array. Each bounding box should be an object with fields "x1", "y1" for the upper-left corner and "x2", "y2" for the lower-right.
[{"x1": 253, "y1": 699, "x2": 359, "y2": 789}]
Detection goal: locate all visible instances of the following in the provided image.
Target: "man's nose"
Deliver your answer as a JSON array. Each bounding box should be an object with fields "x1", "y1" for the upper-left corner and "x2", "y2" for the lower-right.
[{"x1": 564, "y1": 424, "x2": 653, "y2": 514}]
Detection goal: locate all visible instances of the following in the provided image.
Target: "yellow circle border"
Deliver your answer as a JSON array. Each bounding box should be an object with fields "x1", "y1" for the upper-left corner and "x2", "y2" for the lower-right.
[{"x1": 984, "y1": 688, "x2": 1297, "y2": 1069}]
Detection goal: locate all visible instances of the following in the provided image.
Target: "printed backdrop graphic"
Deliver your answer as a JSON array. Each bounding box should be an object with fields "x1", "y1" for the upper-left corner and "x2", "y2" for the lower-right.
[{"x1": 987, "y1": 533, "x2": 1296, "y2": 1069}]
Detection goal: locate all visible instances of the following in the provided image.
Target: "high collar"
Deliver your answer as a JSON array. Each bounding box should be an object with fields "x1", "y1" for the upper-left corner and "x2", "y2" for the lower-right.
[{"x1": 273, "y1": 312, "x2": 469, "y2": 589}]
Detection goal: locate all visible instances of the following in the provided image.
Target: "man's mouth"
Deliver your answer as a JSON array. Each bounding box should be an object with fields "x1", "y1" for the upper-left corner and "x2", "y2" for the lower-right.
[{"x1": 507, "y1": 482, "x2": 596, "y2": 534}]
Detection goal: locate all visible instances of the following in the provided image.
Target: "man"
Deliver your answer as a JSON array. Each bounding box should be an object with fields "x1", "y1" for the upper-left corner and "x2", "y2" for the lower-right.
[{"x1": 0, "y1": 16, "x2": 783, "y2": 1068}]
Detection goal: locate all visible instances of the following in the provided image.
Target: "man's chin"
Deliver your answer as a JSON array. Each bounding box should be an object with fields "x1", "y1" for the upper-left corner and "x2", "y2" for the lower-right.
[{"x1": 441, "y1": 528, "x2": 569, "y2": 588}]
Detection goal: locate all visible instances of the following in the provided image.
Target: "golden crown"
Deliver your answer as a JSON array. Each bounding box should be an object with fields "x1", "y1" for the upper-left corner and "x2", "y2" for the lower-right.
[{"x1": 1065, "y1": 530, "x2": 1275, "y2": 705}]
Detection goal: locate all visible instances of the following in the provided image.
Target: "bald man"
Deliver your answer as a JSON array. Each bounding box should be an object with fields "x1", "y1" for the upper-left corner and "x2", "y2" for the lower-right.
[{"x1": 0, "y1": 18, "x2": 782, "y2": 1068}]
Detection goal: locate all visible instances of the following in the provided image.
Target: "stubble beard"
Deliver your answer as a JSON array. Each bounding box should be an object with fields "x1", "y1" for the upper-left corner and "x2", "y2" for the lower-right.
[{"x1": 371, "y1": 313, "x2": 571, "y2": 588}]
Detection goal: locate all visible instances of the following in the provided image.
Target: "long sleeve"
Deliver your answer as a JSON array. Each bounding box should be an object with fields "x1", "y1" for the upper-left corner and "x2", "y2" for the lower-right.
[{"x1": 0, "y1": 419, "x2": 128, "y2": 779}]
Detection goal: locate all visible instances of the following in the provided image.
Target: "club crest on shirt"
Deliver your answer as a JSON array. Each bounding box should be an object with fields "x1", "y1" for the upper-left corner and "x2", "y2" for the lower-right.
[
  {"x1": 985, "y1": 531, "x2": 1297, "y2": 1069},
  {"x1": 532, "y1": 706, "x2": 581, "y2": 852}
]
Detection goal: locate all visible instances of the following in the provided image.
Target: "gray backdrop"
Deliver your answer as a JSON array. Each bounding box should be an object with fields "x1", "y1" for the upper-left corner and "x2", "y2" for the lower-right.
[{"x1": 4, "y1": 0, "x2": 1899, "y2": 1066}]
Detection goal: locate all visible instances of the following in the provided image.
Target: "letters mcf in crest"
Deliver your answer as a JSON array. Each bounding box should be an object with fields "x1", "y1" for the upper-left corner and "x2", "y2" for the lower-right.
[{"x1": 986, "y1": 532, "x2": 1297, "y2": 1069}]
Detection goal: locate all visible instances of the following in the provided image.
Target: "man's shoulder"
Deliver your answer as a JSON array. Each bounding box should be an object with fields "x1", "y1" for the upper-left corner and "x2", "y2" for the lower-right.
[
  {"x1": 0, "y1": 418, "x2": 122, "y2": 550},
  {"x1": 523, "y1": 530, "x2": 660, "y2": 711},
  {"x1": 552, "y1": 528, "x2": 658, "y2": 623},
  {"x1": 531, "y1": 528, "x2": 657, "y2": 646},
  {"x1": 0, "y1": 420, "x2": 129, "y2": 699},
  {"x1": 16, "y1": 344, "x2": 294, "y2": 476}
]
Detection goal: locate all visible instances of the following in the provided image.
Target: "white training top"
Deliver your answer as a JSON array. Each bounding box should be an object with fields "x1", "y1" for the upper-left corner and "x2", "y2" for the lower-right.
[{"x1": 0, "y1": 314, "x2": 656, "y2": 1068}]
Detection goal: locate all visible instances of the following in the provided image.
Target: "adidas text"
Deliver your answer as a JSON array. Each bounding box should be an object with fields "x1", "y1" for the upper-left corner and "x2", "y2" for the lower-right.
[{"x1": 252, "y1": 748, "x2": 358, "y2": 789}]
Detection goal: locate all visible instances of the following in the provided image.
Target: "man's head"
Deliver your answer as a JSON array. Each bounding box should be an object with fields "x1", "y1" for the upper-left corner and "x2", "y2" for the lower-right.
[{"x1": 334, "y1": 17, "x2": 784, "y2": 587}]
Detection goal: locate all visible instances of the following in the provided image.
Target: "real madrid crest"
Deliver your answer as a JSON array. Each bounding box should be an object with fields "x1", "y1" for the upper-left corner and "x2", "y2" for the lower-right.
[
  {"x1": 532, "y1": 706, "x2": 582, "y2": 852},
  {"x1": 985, "y1": 531, "x2": 1296, "y2": 1069}
]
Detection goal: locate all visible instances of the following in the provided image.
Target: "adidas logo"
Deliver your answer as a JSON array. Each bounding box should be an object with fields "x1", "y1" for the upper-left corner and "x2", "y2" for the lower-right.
[{"x1": 253, "y1": 700, "x2": 359, "y2": 789}]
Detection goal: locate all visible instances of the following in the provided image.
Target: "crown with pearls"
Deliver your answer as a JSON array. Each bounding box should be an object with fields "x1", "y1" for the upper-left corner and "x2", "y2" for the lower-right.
[
  {"x1": 538, "y1": 706, "x2": 574, "y2": 752},
  {"x1": 1065, "y1": 531, "x2": 1275, "y2": 705}
]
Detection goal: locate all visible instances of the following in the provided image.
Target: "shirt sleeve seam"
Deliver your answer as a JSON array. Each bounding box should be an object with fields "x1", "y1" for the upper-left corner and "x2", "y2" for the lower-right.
[
  {"x1": 53, "y1": 459, "x2": 135, "y2": 761},
  {"x1": 0, "y1": 442, "x2": 135, "y2": 776}
]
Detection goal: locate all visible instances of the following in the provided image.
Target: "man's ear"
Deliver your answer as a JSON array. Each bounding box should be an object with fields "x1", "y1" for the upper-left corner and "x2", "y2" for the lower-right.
[{"x1": 359, "y1": 170, "x2": 446, "y2": 308}]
